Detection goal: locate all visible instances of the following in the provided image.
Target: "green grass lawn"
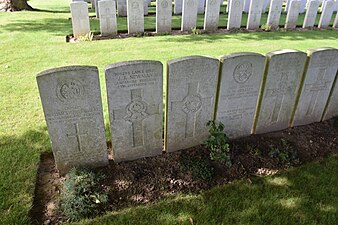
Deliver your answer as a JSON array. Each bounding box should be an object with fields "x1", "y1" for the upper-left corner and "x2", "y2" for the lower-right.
[{"x1": 0, "y1": 0, "x2": 337, "y2": 224}]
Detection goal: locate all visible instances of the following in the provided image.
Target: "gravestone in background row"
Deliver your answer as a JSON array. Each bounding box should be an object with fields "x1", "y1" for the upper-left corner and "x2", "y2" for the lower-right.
[
  {"x1": 318, "y1": 0, "x2": 335, "y2": 28},
  {"x1": 217, "y1": 53, "x2": 265, "y2": 138},
  {"x1": 247, "y1": 0, "x2": 264, "y2": 29},
  {"x1": 254, "y1": 50, "x2": 307, "y2": 134},
  {"x1": 118, "y1": 0, "x2": 127, "y2": 16},
  {"x1": 105, "y1": 61, "x2": 163, "y2": 162},
  {"x1": 323, "y1": 71, "x2": 338, "y2": 121},
  {"x1": 266, "y1": 0, "x2": 283, "y2": 29},
  {"x1": 334, "y1": 12, "x2": 338, "y2": 28},
  {"x1": 127, "y1": 0, "x2": 144, "y2": 34},
  {"x1": 156, "y1": 0, "x2": 172, "y2": 33},
  {"x1": 166, "y1": 56, "x2": 219, "y2": 152},
  {"x1": 285, "y1": 0, "x2": 301, "y2": 29},
  {"x1": 99, "y1": 0, "x2": 117, "y2": 36},
  {"x1": 70, "y1": 1, "x2": 90, "y2": 38},
  {"x1": 181, "y1": 0, "x2": 198, "y2": 31},
  {"x1": 204, "y1": 0, "x2": 221, "y2": 31},
  {"x1": 227, "y1": 0, "x2": 244, "y2": 29},
  {"x1": 243, "y1": 0, "x2": 250, "y2": 13},
  {"x1": 37, "y1": 66, "x2": 109, "y2": 175},
  {"x1": 174, "y1": 0, "x2": 183, "y2": 14},
  {"x1": 303, "y1": 0, "x2": 320, "y2": 28},
  {"x1": 292, "y1": 48, "x2": 338, "y2": 126},
  {"x1": 198, "y1": 0, "x2": 206, "y2": 14}
]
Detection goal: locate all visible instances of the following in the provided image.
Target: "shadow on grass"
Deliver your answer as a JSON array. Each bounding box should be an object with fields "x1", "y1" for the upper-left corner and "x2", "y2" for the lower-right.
[
  {"x1": 78, "y1": 156, "x2": 338, "y2": 225},
  {"x1": 0, "y1": 127, "x2": 51, "y2": 224}
]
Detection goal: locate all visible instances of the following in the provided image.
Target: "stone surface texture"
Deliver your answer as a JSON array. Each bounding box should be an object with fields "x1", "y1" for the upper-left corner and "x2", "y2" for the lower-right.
[
  {"x1": 99, "y1": 0, "x2": 117, "y2": 36},
  {"x1": 254, "y1": 50, "x2": 307, "y2": 134},
  {"x1": 318, "y1": 0, "x2": 335, "y2": 28},
  {"x1": 227, "y1": 0, "x2": 244, "y2": 29},
  {"x1": 204, "y1": 0, "x2": 221, "y2": 31},
  {"x1": 303, "y1": 0, "x2": 320, "y2": 28},
  {"x1": 293, "y1": 48, "x2": 338, "y2": 126},
  {"x1": 174, "y1": 0, "x2": 183, "y2": 14},
  {"x1": 127, "y1": 0, "x2": 144, "y2": 34},
  {"x1": 247, "y1": 0, "x2": 264, "y2": 29},
  {"x1": 70, "y1": 1, "x2": 91, "y2": 38},
  {"x1": 166, "y1": 56, "x2": 219, "y2": 152},
  {"x1": 156, "y1": 0, "x2": 172, "y2": 33},
  {"x1": 285, "y1": 0, "x2": 301, "y2": 29},
  {"x1": 198, "y1": 0, "x2": 206, "y2": 13},
  {"x1": 105, "y1": 61, "x2": 163, "y2": 162},
  {"x1": 266, "y1": 0, "x2": 283, "y2": 28},
  {"x1": 181, "y1": 0, "x2": 198, "y2": 31},
  {"x1": 217, "y1": 53, "x2": 265, "y2": 138},
  {"x1": 36, "y1": 66, "x2": 108, "y2": 174},
  {"x1": 118, "y1": 0, "x2": 127, "y2": 16}
]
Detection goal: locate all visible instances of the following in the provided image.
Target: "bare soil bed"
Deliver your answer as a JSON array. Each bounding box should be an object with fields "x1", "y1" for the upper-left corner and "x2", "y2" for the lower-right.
[{"x1": 30, "y1": 118, "x2": 338, "y2": 224}]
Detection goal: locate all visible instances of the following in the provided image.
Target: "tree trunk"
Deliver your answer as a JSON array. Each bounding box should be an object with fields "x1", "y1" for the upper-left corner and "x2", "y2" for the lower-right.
[{"x1": 0, "y1": 0, "x2": 33, "y2": 12}]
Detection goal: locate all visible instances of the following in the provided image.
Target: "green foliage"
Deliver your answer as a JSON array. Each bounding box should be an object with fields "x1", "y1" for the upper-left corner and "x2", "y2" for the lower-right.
[
  {"x1": 261, "y1": 24, "x2": 272, "y2": 31},
  {"x1": 77, "y1": 32, "x2": 93, "y2": 42},
  {"x1": 191, "y1": 26, "x2": 202, "y2": 35},
  {"x1": 268, "y1": 139, "x2": 300, "y2": 166},
  {"x1": 60, "y1": 168, "x2": 108, "y2": 221},
  {"x1": 180, "y1": 152, "x2": 214, "y2": 181},
  {"x1": 205, "y1": 121, "x2": 232, "y2": 167}
]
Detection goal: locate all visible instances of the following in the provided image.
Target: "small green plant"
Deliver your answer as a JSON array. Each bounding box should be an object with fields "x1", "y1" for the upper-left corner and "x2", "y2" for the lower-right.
[
  {"x1": 268, "y1": 139, "x2": 299, "y2": 166},
  {"x1": 205, "y1": 121, "x2": 232, "y2": 167},
  {"x1": 60, "y1": 168, "x2": 108, "y2": 221},
  {"x1": 180, "y1": 152, "x2": 214, "y2": 181},
  {"x1": 77, "y1": 32, "x2": 93, "y2": 41},
  {"x1": 191, "y1": 26, "x2": 202, "y2": 35},
  {"x1": 261, "y1": 24, "x2": 272, "y2": 31}
]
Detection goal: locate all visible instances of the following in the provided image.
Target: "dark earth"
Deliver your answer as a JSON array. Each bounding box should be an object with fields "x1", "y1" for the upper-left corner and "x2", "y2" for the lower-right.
[{"x1": 30, "y1": 118, "x2": 338, "y2": 224}]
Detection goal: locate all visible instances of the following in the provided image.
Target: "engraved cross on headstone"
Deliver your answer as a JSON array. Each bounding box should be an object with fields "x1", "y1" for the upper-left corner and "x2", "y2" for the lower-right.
[
  {"x1": 267, "y1": 72, "x2": 292, "y2": 123},
  {"x1": 171, "y1": 82, "x2": 213, "y2": 138},
  {"x1": 304, "y1": 68, "x2": 330, "y2": 116},
  {"x1": 67, "y1": 123, "x2": 88, "y2": 152},
  {"x1": 113, "y1": 89, "x2": 160, "y2": 147}
]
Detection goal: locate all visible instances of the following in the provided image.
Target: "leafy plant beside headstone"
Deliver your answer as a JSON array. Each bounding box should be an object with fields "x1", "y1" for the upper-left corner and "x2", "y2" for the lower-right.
[
  {"x1": 205, "y1": 121, "x2": 232, "y2": 168},
  {"x1": 60, "y1": 168, "x2": 109, "y2": 221},
  {"x1": 268, "y1": 139, "x2": 300, "y2": 166}
]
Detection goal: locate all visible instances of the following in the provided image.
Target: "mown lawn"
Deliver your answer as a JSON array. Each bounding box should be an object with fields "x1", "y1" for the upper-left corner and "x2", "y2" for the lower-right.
[{"x1": 0, "y1": 0, "x2": 337, "y2": 224}]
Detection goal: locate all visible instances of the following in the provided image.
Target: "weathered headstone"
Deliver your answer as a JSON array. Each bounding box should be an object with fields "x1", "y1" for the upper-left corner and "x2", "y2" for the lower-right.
[
  {"x1": 118, "y1": 0, "x2": 127, "y2": 16},
  {"x1": 254, "y1": 50, "x2": 307, "y2": 134},
  {"x1": 94, "y1": 0, "x2": 102, "y2": 17},
  {"x1": 105, "y1": 61, "x2": 163, "y2": 162},
  {"x1": 36, "y1": 66, "x2": 109, "y2": 174},
  {"x1": 127, "y1": 0, "x2": 144, "y2": 34},
  {"x1": 156, "y1": 0, "x2": 172, "y2": 33},
  {"x1": 292, "y1": 48, "x2": 338, "y2": 126},
  {"x1": 299, "y1": 0, "x2": 307, "y2": 13},
  {"x1": 243, "y1": 0, "x2": 251, "y2": 13},
  {"x1": 227, "y1": 0, "x2": 244, "y2": 29},
  {"x1": 247, "y1": 0, "x2": 264, "y2": 29},
  {"x1": 318, "y1": 0, "x2": 334, "y2": 28},
  {"x1": 285, "y1": 0, "x2": 301, "y2": 29},
  {"x1": 181, "y1": 0, "x2": 198, "y2": 31},
  {"x1": 166, "y1": 56, "x2": 219, "y2": 152},
  {"x1": 322, "y1": 73, "x2": 338, "y2": 120},
  {"x1": 216, "y1": 53, "x2": 265, "y2": 138},
  {"x1": 334, "y1": 12, "x2": 338, "y2": 27},
  {"x1": 144, "y1": 0, "x2": 148, "y2": 15},
  {"x1": 266, "y1": 0, "x2": 283, "y2": 28},
  {"x1": 303, "y1": 0, "x2": 320, "y2": 28},
  {"x1": 198, "y1": 0, "x2": 206, "y2": 13},
  {"x1": 174, "y1": 0, "x2": 183, "y2": 14},
  {"x1": 70, "y1": 1, "x2": 91, "y2": 38},
  {"x1": 99, "y1": 0, "x2": 117, "y2": 36},
  {"x1": 204, "y1": 0, "x2": 221, "y2": 31}
]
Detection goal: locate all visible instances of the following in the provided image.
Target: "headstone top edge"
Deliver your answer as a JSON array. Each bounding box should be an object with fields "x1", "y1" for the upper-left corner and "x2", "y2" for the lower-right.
[
  {"x1": 219, "y1": 52, "x2": 265, "y2": 62},
  {"x1": 307, "y1": 47, "x2": 338, "y2": 55},
  {"x1": 36, "y1": 66, "x2": 98, "y2": 78},
  {"x1": 105, "y1": 60, "x2": 163, "y2": 71},
  {"x1": 70, "y1": 1, "x2": 88, "y2": 5},
  {"x1": 167, "y1": 55, "x2": 219, "y2": 66},
  {"x1": 266, "y1": 49, "x2": 307, "y2": 58}
]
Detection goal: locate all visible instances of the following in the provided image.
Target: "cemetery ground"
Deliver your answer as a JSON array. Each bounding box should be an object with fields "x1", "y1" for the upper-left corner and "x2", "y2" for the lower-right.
[{"x1": 0, "y1": 0, "x2": 338, "y2": 224}]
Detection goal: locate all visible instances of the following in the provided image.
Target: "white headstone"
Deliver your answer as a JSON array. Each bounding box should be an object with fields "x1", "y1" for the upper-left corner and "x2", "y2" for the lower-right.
[
  {"x1": 299, "y1": 0, "x2": 307, "y2": 13},
  {"x1": 36, "y1": 66, "x2": 109, "y2": 175},
  {"x1": 285, "y1": 0, "x2": 301, "y2": 29},
  {"x1": 243, "y1": 0, "x2": 251, "y2": 13},
  {"x1": 322, "y1": 68, "x2": 338, "y2": 120},
  {"x1": 303, "y1": 0, "x2": 320, "y2": 28},
  {"x1": 285, "y1": 0, "x2": 292, "y2": 12},
  {"x1": 99, "y1": 0, "x2": 117, "y2": 36},
  {"x1": 70, "y1": 1, "x2": 91, "y2": 38},
  {"x1": 204, "y1": 0, "x2": 221, "y2": 31},
  {"x1": 318, "y1": 0, "x2": 334, "y2": 28},
  {"x1": 266, "y1": 0, "x2": 283, "y2": 28},
  {"x1": 254, "y1": 50, "x2": 307, "y2": 134},
  {"x1": 227, "y1": 0, "x2": 244, "y2": 29},
  {"x1": 198, "y1": 0, "x2": 206, "y2": 13},
  {"x1": 181, "y1": 0, "x2": 198, "y2": 31},
  {"x1": 247, "y1": 0, "x2": 264, "y2": 29},
  {"x1": 334, "y1": 12, "x2": 338, "y2": 27},
  {"x1": 292, "y1": 48, "x2": 338, "y2": 126},
  {"x1": 166, "y1": 56, "x2": 219, "y2": 152},
  {"x1": 156, "y1": 0, "x2": 172, "y2": 33},
  {"x1": 105, "y1": 61, "x2": 163, "y2": 162},
  {"x1": 174, "y1": 0, "x2": 183, "y2": 14},
  {"x1": 144, "y1": 0, "x2": 148, "y2": 15},
  {"x1": 118, "y1": 0, "x2": 127, "y2": 16},
  {"x1": 94, "y1": 0, "x2": 102, "y2": 17},
  {"x1": 127, "y1": 0, "x2": 144, "y2": 34},
  {"x1": 216, "y1": 53, "x2": 265, "y2": 138}
]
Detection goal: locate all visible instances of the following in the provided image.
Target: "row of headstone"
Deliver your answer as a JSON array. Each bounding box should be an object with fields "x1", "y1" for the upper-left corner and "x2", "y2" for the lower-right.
[{"x1": 37, "y1": 48, "x2": 338, "y2": 174}]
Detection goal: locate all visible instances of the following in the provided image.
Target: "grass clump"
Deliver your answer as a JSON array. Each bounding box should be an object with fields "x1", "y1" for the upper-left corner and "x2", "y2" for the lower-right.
[
  {"x1": 205, "y1": 121, "x2": 232, "y2": 168},
  {"x1": 60, "y1": 168, "x2": 108, "y2": 221}
]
